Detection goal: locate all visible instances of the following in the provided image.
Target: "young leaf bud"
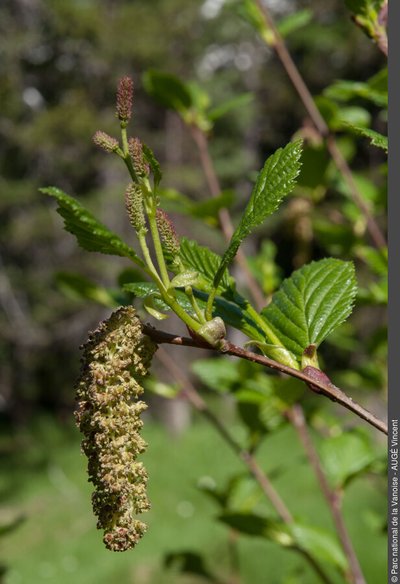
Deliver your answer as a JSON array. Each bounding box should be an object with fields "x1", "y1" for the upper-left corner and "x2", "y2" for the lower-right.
[
  {"x1": 75, "y1": 307, "x2": 157, "y2": 551},
  {"x1": 125, "y1": 184, "x2": 146, "y2": 234},
  {"x1": 156, "y1": 209, "x2": 180, "y2": 256},
  {"x1": 197, "y1": 317, "x2": 226, "y2": 348},
  {"x1": 129, "y1": 137, "x2": 150, "y2": 178},
  {"x1": 116, "y1": 76, "x2": 134, "y2": 125},
  {"x1": 302, "y1": 365, "x2": 332, "y2": 394},
  {"x1": 93, "y1": 131, "x2": 119, "y2": 153}
]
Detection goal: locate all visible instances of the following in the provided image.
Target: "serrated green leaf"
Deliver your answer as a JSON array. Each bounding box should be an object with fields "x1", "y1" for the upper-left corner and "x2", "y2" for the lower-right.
[
  {"x1": 157, "y1": 189, "x2": 234, "y2": 223},
  {"x1": 356, "y1": 245, "x2": 388, "y2": 275},
  {"x1": 319, "y1": 431, "x2": 376, "y2": 488},
  {"x1": 219, "y1": 512, "x2": 292, "y2": 545},
  {"x1": 144, "y1": 296, "x2": 169, "y2": 320},
  {"x1": 189, "y1": 191, "x2": 234, "y2": 222},
  {"x1": 220, "y1": 512, "x2": 347, "y2": 571},
  {"x1": 164, "y1": 551, "x2": 215, "y2": 581},
  {"x1": 123, "y1": 281, "x2": 159, "y2": 298},
  {"x1": 55, "y1": 272, "x2": 118, "y2": 307},
  {"x1": 336, "y1": 106, "x2": 371, "y2": 128},
  {"x1": 180, "y1": 237, "x2": 232, "y2": 292},
  {"x1": 324, "y1": 78, "x2": 387, "y2": 107},
  {"x1": 261, "y1": 259, "x2": 357, "y2": 359},
  {"x1": 126, "y1": 279, "x2": 265, "y2": 341},
  {"x1": 213, "y1": 141, "x2": 303, "y2": 289},
  {"x1": 142, "y1": 70, "x2": 193, "y2": 113},
  {"x1": 123, "y1": 281, "x2": 196, "y2": 315},
  {"x1": 145, "y1": 379, "x2": 180, "y2": 399},
  {"x1": 277, "y1": 9, "x2": 313, "y2": 37},
  {"x1": 193, "y1": 289, "x2": 265, "y2": 341},
  {"x1": 42, "y1": 187, "x2": 144, "y2": 266},
  {"x1": 208, "y1": 93, "x2": 253, "y2": 121},
  {"x1": 142, "y1": 144, "x2": 163, "y2": 187},
  {"x1": 191, "y1": 358, "x2": 239, "y2": 392},
  {"x1": 289, "y1": 523, "x2": 348, "y2": 571},
  {"x1": 344, "y1": 124, "x2": 388, "y2": 152},
  {"x1": 169, "y1": 270, "x2": 199, "y2": 289}
]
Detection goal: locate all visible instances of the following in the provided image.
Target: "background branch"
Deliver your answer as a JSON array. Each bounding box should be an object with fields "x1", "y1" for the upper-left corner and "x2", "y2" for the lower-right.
[
  {"x1": 156, "y1": 346, "x2": 293, "y2": 523},
  {"x1": 253, "y1": 0, "x2": 386, "y2": 249},
  {"x1": 287, "y1": 404, "x2": 366, "y2": 584},
  {"x1": 155, "y1": 347, "x2": 336, "y2": 584}
]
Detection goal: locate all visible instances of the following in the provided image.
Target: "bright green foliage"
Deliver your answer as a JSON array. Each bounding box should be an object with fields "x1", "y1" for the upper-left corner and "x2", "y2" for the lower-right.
[
  {"x1": 143, "y1": 70, "x2": 193, "y2": 115},
  {"x1": 289, "y1": 523, "x2": 348, "y2": 572},
  {"x1": 55, "y1": 272, "x2": 119, "y2": 307},
  {"x1": 191, "y1": 358, "x2": 239, "y2": 393},
  {"x1": 315, "y1": 96, "x2": 371, "y2": 131},
  {"x1": 124, "y1": 282, "x2": 192, "y2": 314},
  {"x1": 194, "y1": 291, "x2": 265, "y2": 341},
  {"x1": 144, "y1": 70, "x2": 253, "y2": 131},
  {"x1": 208, "y1": 93, "x2": 253, "y2": 121},
  {"x1": 169, "y1": 271, "x2": 199, "y2": 289},
  {"x1": 261, "y1": 259, "x2": 357, "y2": 360},
  {"x1": 345, "y1": 125, "x2": 388, "y2": 152},
  {"x1": 41, "y1": 187, "x2": 144, "y2": 266},
  {"x1": 165, "y1": 551, "x2": 215, "y2": 582},
  {"x1": 345, "y1": 0, "x2": 387, "y2": 46},
  {"x1": 180, "y1": 237, "x2": 233, "y2": 292},
  {"x1": 213, "y1": 140, "x2": 303, "y2": 290},
  {"x1": 324, "y1": 68, "x2": 387, "y2": 107},
  {"x1": 158, "y1": 188, "x2": 234, "y2": 225},
  {"x1": 219, "y1": 513, "x2": 347, "y2": 571},
  {"x1": 277, "y1": 9, "x2": 313, "y2": 37},
  {"x1": 319, "y1": 431, "x2": 376, "y2": 489},
  {"x1": 124, "y1": 281, "x2": 264, "y2": 339}
]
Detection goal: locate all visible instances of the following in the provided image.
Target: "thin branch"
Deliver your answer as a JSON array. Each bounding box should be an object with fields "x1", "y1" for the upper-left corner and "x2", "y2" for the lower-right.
[
  {"x1": 253, "y1": 0, "x2": 386, "y2": 249},
  {"x1": 143, "y1": 326, "x2": 388, "y2": 435},
  {"x1": 190, "y1": 124, "x2": 266, "y2": 310},
  {"x1": 155, "y1": 347, "x2": 336, "y2": 584},
  {"x1": 287, "y1": 405, "x2": 366, "y2": 584},
  {"x1": 155, "y1": 346, "x2": 293, "y2": 523}
]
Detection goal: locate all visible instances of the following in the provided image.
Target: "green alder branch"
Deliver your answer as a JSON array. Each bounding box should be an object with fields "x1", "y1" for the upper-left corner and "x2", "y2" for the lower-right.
[{"x1": 142, "y1": 325, "x2": 388, "y2": 435}]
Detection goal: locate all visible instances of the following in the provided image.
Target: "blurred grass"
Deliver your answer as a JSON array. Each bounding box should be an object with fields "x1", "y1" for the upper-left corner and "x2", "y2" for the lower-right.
[{"x1": 1, "y1": 412, "x2": 386, "y2": 584}]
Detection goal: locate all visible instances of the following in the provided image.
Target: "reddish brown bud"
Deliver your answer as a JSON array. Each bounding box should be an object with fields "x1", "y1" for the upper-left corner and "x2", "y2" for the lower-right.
[
  {"x1": 129, "y1": 137, "x2": 150, "y2": 178},
  {"x1": 302, "y1": 366, "x2": 332, "y2": 394},
  {"x1": 116, "y1": 76, "x2": 134, "y2": 124}
]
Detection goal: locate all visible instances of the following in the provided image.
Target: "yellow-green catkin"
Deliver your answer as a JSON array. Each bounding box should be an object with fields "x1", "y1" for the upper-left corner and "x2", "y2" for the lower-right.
[
  {"x1": 75, "y1": 307, "x2": 157, "y2": 552},
  {"x1": 125, "y1": 183, "x2": 146, "y2": 234}
]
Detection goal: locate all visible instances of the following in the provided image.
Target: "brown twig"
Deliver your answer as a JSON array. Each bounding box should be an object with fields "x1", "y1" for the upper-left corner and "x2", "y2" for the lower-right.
[
  {"x1": 253, "y1": 0, "x2": 386, "y2": 249},
  {"x1": 287, "y1": 404, "x2": 366, "y2": 584},
  {"x1": 190, "y1": 124, "x2": 266, "y2": 309},
  {"x1": 143, "y1": 326, "x2": 388, "y2": 435}
]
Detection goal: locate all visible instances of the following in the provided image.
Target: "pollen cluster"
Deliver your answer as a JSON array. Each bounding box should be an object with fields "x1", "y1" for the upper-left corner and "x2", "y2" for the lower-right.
[{"x1": 75, "y1": 307, "x2": 157, "y2": 551}]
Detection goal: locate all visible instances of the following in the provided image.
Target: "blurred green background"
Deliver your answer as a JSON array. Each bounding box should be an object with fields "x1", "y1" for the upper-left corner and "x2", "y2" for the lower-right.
[{"x1": 0, "y1": 0, "x2": 387, "y2": 583}]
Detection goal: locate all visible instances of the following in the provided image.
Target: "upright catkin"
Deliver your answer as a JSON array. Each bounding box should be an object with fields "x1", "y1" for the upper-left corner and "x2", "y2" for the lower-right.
[{"x1": 75, "y1": 307, "x2": 157, "y2": 551}]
